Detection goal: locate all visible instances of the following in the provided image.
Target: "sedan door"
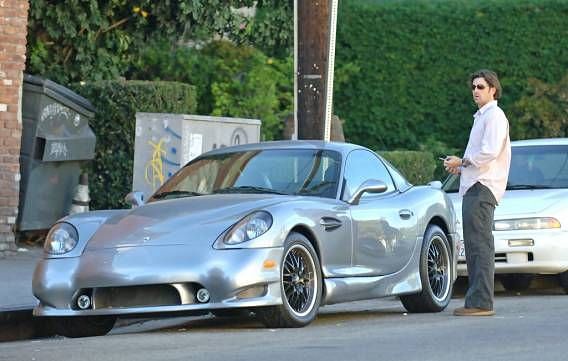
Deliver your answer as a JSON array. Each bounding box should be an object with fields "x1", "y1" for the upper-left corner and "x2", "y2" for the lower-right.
[{"x1": 343, "y1": 150, "x2": 418, "y2": 276}]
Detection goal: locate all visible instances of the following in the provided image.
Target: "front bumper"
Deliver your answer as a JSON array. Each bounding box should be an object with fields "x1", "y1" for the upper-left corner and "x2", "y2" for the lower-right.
[
  {"x1": 33, "y1": 245, "x2": 284, "y2": 317},
  {"x1": 457, "y1": 229, "x2": 568, "y2": 276}
]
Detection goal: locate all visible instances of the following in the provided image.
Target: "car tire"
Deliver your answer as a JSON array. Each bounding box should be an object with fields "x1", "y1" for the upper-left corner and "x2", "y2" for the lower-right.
[
  {"x1": 400, "y1": 225, "x2": 453, "y2": 313},
  {"x1": 499, "y1": 274, "x2": 534, "y2": 292},
  {"x1": 51, "y1": 316, "x2": 116, "y2": 338},
  {"x1": 258, "y1": 232, "x2": 322, "y2": 328},
  {"x1": 557, "y1": 271, "x2": 568, "y2": 294}
]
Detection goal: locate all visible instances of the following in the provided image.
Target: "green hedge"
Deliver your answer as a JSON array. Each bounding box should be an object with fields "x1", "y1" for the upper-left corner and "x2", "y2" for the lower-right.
[
  {"x1": 73, "y1": 81, "x2": 197, "y2": 210},
  {"x1": 335, "y1": 0, "x2": 568, "y2": 151},
  {"x1": 380, "y1": 150, "x2": 437, "y2": 185}
]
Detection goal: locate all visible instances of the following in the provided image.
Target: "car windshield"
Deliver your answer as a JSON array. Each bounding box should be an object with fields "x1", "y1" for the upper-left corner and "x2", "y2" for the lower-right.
[
  {"x1": 149, "y1": 148, "x2": 342, "y2": 201},
  {"x1": 442, "y1": 144, "x2": 568, "y2": 193}
]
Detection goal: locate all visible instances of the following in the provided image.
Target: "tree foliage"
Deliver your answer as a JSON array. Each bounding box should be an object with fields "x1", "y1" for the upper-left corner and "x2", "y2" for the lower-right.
[
  {"x1": 26, "y1": 0, "x2": 258, "y2": 84},
  {"x1": 234, "y1": 0, "x2": 294, "y2": 57},
  {"x1": 511, "y1": 74, "x2": 568, "y2": 140}
]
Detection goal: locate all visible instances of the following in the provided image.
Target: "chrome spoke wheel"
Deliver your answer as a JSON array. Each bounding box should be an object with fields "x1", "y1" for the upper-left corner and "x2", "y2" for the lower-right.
[
  {"x1": 427, "y1": 235, "x2": 450, "y2": 302},
  {"x1": 282, "y1": 244, "x2": 317, "y2": 317}
]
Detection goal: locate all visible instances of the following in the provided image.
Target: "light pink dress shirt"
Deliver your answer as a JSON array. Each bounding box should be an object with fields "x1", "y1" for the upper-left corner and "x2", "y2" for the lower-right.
[{"x1": 459, "y1": 100, "x2": 511, "y2": 203}]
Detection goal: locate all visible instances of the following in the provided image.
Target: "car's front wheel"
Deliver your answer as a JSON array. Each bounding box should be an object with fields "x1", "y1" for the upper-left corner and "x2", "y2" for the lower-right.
[
  {"x1": 400, "y1": 224, "x2": 453, "y2": 312},
  {"x1": 258, "y1": 232, "x2": 322, "y2": 328},
  {"x1": 51, "y1": 316, "x2": 116, "y2": 338}
]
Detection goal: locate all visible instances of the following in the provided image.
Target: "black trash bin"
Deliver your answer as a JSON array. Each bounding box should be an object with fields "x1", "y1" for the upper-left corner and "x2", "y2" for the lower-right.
[{"x1": 17, "y1": 74, "x2": 96, "y2": 231}]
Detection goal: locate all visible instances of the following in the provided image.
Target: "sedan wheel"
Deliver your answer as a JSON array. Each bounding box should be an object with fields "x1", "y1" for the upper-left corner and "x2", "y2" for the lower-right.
[
  {"x1": 259, "y1": 232, "x2": 322, "y2": 328},
  {"x1": 400, "y1": 225, "x2": 453, "y2": 312}
]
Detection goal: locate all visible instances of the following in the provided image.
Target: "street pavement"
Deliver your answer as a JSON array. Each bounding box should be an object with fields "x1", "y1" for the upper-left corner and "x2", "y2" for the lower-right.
[
  {"x1": 0, "y1": 246, "x2": 43, "y2": 342},
  {"x1": 0, "y1": 245, "x2": 566, "y2": 345},
  {"x1": 1, "y1": 292, "x2": 567, "y2": 361},
  {"x1": 0, "y1": 246, "x2": 41, "y2": 311}
]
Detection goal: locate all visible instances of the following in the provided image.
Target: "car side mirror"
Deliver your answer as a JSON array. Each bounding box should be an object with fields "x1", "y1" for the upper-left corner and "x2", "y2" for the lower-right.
[
  {"x1": 348, "y1": 179, "x2": 388, "y2": 205},
  {"x1": 428, "y1": 180, "x2": 442, "y2": 189},
  {"x1": 125, "y1": 191, "x2": 145, "y2": 208}
]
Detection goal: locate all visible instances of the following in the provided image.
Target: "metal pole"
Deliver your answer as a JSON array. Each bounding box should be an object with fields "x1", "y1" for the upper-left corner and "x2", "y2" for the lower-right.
[{"x1": 324, "y1": 0, "x2": 339, "y2": 142}]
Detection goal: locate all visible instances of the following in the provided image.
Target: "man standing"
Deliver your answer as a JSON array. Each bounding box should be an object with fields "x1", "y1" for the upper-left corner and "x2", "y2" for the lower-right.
[{"x1": 444, "y1": 69, "x2": 511, "y2": 316}]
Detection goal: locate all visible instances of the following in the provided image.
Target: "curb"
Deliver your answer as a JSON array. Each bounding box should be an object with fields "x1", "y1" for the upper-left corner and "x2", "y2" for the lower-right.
[{"x1": 0, "y1": 305, "x2": 55, "y2": 342}]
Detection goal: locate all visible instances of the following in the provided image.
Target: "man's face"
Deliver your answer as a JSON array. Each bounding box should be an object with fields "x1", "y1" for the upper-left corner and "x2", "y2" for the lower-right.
[{"x1": 471, "y1": 77, "x2": 496, "y2": 108}]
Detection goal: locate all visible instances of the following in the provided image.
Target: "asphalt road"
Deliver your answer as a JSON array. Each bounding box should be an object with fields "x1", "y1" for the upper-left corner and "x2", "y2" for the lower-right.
[{"x1": 1, "y1": 281, "x2": 567, "y2": 361}]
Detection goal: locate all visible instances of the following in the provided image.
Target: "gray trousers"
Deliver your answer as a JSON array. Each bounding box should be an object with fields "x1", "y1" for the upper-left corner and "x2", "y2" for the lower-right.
[{"x1": 462, "y1": 182, "x2": 497, "y2": 310}]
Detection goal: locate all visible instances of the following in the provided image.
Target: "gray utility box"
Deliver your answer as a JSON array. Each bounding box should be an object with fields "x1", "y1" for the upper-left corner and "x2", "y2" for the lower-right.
[
  {"x1": 17, "y1": 74, "x2": 96, "y2": 231},
  {"x1": 133, "y1": 113, "x2": 261, "y2": 200}
]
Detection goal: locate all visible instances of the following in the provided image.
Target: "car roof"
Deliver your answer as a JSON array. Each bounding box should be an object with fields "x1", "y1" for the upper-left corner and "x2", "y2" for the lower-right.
[
  {"x1": 202, "y1": 140, "x2": 367, "y2": 158},
  {"x1": 512, "y1": 138, "x2": 568, "y2": 147}
]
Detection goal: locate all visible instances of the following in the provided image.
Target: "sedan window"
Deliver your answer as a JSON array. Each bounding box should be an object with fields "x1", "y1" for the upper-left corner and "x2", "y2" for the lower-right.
[
  {"x1": 442, "y1": 144, "x2": 568, "y2": 193},
  {"x1": 507, "y1": 145, "x2": 568, "y2": 189}
]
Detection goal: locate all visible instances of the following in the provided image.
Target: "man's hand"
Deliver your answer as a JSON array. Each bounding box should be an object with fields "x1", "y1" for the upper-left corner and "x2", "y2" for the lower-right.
[
  {"x1": 443, "y1": 155, "x2": 462, "y2": 175},
  {"x1": 444, "y1": 155, "x2": 462, "y2": 168}
]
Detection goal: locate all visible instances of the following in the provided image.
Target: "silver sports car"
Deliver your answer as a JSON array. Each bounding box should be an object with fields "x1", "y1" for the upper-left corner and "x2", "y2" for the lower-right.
[{"x1": 34, "y1": 141, "x2": 458, "y2": 337}]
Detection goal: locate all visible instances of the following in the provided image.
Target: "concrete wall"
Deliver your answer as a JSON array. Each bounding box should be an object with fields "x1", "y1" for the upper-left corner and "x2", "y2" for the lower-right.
[{"x1": 0, "y1": 0, "x2": 29, "y2": 255}]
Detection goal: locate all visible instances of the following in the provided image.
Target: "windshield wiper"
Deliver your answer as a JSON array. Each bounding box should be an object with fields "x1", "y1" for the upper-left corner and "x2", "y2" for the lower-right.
[
  {"x1": 152, "y1": 190, "x2": 203, "y2": 199},
  {"x1": 506, "y1": 184, "x2": 552, "y2": 190},
  {"x1": 298, "y1": 181, "x2": 335, "y2": 195},
  {"x1": 213, "y1": 186, "x2": 286, "y2": 195}
]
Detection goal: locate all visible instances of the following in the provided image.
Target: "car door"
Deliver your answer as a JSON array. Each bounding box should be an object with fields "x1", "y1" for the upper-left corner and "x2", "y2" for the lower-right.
[{"x1": 343, "y1": 150, "x2": 418, "y2": 276}]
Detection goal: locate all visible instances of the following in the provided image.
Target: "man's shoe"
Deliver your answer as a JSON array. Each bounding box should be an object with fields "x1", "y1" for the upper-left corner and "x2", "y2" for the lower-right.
[{"x1": 453, "y1": 307, "x2": 495, "y2": 316}]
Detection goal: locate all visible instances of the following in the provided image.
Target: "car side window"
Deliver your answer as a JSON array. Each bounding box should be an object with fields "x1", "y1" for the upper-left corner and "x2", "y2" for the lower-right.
[{"x1": 342, "y1": 149, "x2": 396, "y2": 201}]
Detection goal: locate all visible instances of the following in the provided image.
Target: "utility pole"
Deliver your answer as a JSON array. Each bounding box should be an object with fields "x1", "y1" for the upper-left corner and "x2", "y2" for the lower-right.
[{"x1": 294, "y1": 0, "x2": 339, "y2": 141}]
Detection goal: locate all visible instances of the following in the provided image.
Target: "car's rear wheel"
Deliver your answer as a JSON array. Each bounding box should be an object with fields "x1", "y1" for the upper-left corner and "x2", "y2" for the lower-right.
[
  {"x1": 258, "y1": 232, "x2": 322, "y2": 328},
  {"x1": 400, "y1": 225, "x2": 453, "y2": 312},
  {"x1": 499, "y1": 274, "x2": 534, "y2": 292},
  {"x1": 51, "y1": 316, "x2": 116, "y2": 338},
  {"x1": 557, "y1": 271, "x2": 568, "y2": 294}
]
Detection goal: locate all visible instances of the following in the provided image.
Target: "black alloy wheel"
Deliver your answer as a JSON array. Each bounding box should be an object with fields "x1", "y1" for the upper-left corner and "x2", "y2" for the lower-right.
[
  {"x1": 258, "y1": 232, "x2": 322, "y2": 328},
  {"x1": 400, "y1": 224, "x2": 453, "y2": 312}
]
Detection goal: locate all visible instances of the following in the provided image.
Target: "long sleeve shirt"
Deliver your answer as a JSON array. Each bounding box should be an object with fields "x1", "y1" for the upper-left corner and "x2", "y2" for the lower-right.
[{"x1": 459, "y1": 100, "x2": 511, "y2": 203}]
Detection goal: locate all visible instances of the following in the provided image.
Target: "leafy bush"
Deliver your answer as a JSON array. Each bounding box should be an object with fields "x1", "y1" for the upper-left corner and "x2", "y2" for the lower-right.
[
  {"x1": 130, "y1": 40, "x2": 293, "y2": 140},
  {"x1": 379, "y1": 150, "x2": 437, "y2": 185},
  {"x1": 72, "y1": 81, "x2": 197, "y2": 210}
]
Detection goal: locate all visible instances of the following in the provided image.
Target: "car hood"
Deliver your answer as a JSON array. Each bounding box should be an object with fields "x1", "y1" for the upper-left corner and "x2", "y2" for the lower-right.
[
  {"x1": 85, "y1": 194, "x2": 295, "y2": 250},
  {"x1": 447, "y1": 188, "x2": 568, "y2": 218}
]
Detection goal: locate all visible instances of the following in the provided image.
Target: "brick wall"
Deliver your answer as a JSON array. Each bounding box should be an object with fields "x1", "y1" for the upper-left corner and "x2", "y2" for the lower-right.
[{"x1": 0, "y1": 0, "x2": 29, "y2": 256}]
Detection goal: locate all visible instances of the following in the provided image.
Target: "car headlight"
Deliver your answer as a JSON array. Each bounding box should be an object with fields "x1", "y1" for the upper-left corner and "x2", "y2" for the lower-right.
[
  {"x1": 224, "y1": 211, "x2": 273, "y2": 245},
  {"x1": 44, "y1": 222, "x2": 79, "y2": 254},
  {"x1": 494, "y1": 217, "x2": 561, "y2": 231}
]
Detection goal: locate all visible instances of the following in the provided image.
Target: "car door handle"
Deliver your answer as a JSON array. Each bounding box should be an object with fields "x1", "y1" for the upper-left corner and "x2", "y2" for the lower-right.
[
  {"x1": 320, "y1": 217, "x2": 343, "y2": 231},
  {"x1": 398, "y1": 209, "x2": 413, "y2": 220}
]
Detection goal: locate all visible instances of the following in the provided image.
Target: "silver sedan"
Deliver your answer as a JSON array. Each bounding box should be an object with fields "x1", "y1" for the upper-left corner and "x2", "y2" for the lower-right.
[
  {"x1": 34, "y1": 141, "x2": 458, "y2": 337},
  {"x1": 444, "y1": 138, "x2": 568, "y2": 292}
]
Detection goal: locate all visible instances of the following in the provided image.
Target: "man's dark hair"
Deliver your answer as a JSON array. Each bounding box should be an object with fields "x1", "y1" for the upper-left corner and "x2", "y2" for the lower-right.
[{"x1": 470, "y1": 69, "x2": 502, "y2": 100}]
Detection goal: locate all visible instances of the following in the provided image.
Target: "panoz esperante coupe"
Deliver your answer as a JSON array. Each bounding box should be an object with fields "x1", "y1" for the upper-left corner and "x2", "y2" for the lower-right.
[{"x1": 34, "y1": 141, "x2": 458, "y2": 337}]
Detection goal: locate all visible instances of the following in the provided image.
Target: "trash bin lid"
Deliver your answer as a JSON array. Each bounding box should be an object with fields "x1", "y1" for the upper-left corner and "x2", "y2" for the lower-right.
[{"x1": 23, "y1": 74, "x2": 95, "y2": 113}]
